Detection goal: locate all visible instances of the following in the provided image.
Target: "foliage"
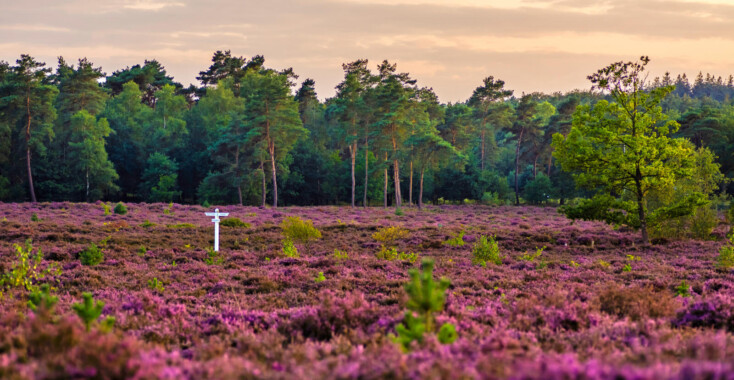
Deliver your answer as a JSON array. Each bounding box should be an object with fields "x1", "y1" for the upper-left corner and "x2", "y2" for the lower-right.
[
  {"x1": 280, "y1": 216, "x2": 321, "y2": 250},
  {"x1": 140, "y1": 220, "x2": 156, "y2": 228},
  {"x1": 314, "y1": 272, "x2": 326, "y2": 283},
  {"x1": 27, "y1": 283, "x2": 58, "y2": 313},
  {"x1": 148, "y1": 277, "x2": 165, "y2": 292},
  {"x1": 113, "y1": 202, "x2": 127, "y2": 215},
  {"x1": 523, "y1": 174, "x2": 553, "y2": 205},
  {"x1": 102, "y1": 203, "x2": 111, "y2": 215},
  {"x1": 444, "y1": 230, "x2": 465, "y2": 247},
  {"x1": 333, "y1": 249, "x2": 349, "y2": 261},
  {"x1": 375, "y1": 246, "x2": 418, "y2": 263},
  {"x1": 2, "y1": 240, "x2": 60, "y2": 292},
  {"x1": 168, "y1": 223, "x2": 195, "y2": 229},
  {"x1": 72, "y1": 292, "x2": 114, "y2": 332},
  {"x1": 220, "y1": 217, "x2": 251, "y2": 228},
  {"x1": 553, "y1": 57, "x2": 702, "y2": 243},
  {"x1": 393, "y1": 259, "x2": 455, "y2": 351},
  {"x1": 372, "y1": 226, "x2": 409, "y2": 246},
  {"x1": 472, "y1": 235, "x2": 502, "y2": 266},
  {"x1": 716, "y1": 236, "x2": 734, "y2": 271},
  {"x1": 519, "y1": 246, "x2": 545, "y2": 262},
  {"x1": 675, "y1": 280, "x2": 691, "y2": 298},
  {"x1": 31, "y1": 213, "x2": 39, "y2": 222},
  {"x1": 80, "y1": 243, "x2": 104, "y2": 266},
  {"x1": 282, "y1": 238, "x2": 299, "y2": 258},
  {"x1": 204, "y1": 247, "x2": 225, "y2": 265}
]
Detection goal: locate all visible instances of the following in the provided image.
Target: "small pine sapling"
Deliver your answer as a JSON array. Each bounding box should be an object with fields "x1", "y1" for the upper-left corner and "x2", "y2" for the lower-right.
[
  {"x1": 31, "y1": 213, "x2": 40, "y2": 222},
  {"x1": 444, "y1": 230, "x2": 466, "y2": 247},
  {"x1": 282, "y1": 238, "x2": 299, "y2": 258},
  {"x1": 393, "y1": 259, "x2": 457, "y2": 351},
  {"x1": 102, "y1": 203, "x2": 111, "y2": 215},
  {"x1": 80, "y1": 243, "x2": 104, "y2": 266},
  {"x1": 716, "y1": 236, "x2": 734, "y2": 271},
  {"x1": 28, "y1": 283, "x2": 58, "y2": 314},
  {"x1": 205, "y1": 247, "x2": 225, "y2": 265},
  {"x1": 113, "y1": 202, "x2": 127, "y2": 215},
  {"x1": 314, "y1": 272, "x2": 326, "y2": 283},
  {"x1": 333, "y1": 249, "x2": 349, "y2": 261},
  {"x1": 675, "y1": 280, "x2": 691, "y2": 297},
  {"x1": 72, "y1": 292, "x2": 114, "y2": 331},
  {"x1": 148, "y1": 277, "x2": 165, "y2": 292}
]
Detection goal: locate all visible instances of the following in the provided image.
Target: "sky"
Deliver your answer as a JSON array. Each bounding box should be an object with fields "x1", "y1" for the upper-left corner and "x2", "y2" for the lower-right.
[{"x1": 1, "y1": 0, "x2": 733, "y2": 102}]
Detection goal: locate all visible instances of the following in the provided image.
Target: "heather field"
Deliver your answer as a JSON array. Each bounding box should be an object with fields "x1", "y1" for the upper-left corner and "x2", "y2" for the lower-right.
[{"x1": 2, "y1": 202, "x2": 734, "y2": 379}]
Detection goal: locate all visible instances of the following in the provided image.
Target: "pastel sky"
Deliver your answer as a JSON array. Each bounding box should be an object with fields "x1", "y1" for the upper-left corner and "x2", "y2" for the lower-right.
[{"x1": 1, "y1": 0, "x2": 733, "y2": 102}]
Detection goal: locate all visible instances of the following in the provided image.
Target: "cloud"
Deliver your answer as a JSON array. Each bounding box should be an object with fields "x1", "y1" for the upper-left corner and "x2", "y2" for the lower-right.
[{"x1": 1, "y1": 0, "x2": 733, "y2": 101}]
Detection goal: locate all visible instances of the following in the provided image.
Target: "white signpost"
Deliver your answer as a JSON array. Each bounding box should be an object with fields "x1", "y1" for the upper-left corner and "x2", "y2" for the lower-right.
[{"x1": 205, "y1": 208, "x2": 229, "y2": 252}]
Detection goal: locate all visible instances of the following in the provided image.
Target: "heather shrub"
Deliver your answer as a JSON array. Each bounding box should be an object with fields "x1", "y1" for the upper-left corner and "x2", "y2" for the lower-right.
[
  {"x1": 73, "y1": 292, "x2": 114, "y2": 332},
  {"x1": 673, "y1": 297, "x2": 734, "y2": 332},
  {"x1": 393, "y1": 259, "x2": 456, "y2": 350},
  {"x1": 597, "y1": 285, "x2": 678, "y2": 321},
  {"x1": 220, "y1": 217, "x2": 251, "y2": 228},
  {"x1": 113, "y1": 202, "x2": 127, "y2": 215},
  {"x1": 281, "y1": 216, "x2": 321, "y2": 252},
  {"x1": 472, "y1": 235, "x2": 502, "y2": 266},
  {"x1": 80, "y1": 243, "x2": 103, "y2": 266}
]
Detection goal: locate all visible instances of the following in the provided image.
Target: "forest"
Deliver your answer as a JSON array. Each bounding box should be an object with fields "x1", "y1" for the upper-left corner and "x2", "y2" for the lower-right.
[{"x1": 2, "y1": 52, "x2": 734, "y2": 238}]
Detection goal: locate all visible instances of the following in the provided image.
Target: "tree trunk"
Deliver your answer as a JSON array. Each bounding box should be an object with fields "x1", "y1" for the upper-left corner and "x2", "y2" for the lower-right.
[
  {"x1": 392, "y1": 137, "x2": 401, "y2": 209},
  {"x1": 635, "y1": 170, "x2": 648, "y2": 244},
  {"x1": 85, "y1": 168, "x2": 90, "y2": 202},
  {"x1": 383, "y1": 152, "x2": 388, "y2": 208},
  {"x1": 514, "y1": 128, "x2": 524, "y2": 206},
  {"x1": 547, "y1": 154, "x2": 553, "y2": 177},
  {"x1": 418, "y1": 168, "x2": 425, "y2": 209},
  {"x1": 236, "y1": 148, "x2": 243, "y2": 206},
  {"x1": 350, "y1": 141, "x2": 356, "y2": 208},
  {"x1": 269, "y1": 141, "x2": 278, "y2": 208},
  {"x1": 26, "y1": 92, "x2": 37, "y2": 203},
  {"x1": 480, "y1": 129, "x2": 485, "y2": 171},
  {"x1": 363, "y1": 138, "x2": 369, "y2": 207},
  {"x1": 260, "y1": 159, "x2": 266, "y2": 207},
  {"x1": 533, "y1": 155, "x2": 538, "y2": 179},
  {"x1": 408, "y1": 160, "x2": 413, "y2": 206}
]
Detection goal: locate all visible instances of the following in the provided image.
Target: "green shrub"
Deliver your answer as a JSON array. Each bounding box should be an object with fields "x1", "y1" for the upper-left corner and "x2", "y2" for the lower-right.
[
  {"x1": 333, "y1": 249, "x2": 349, "y2": 261},
  {"x1": 716, "y1": 236, "x2": 734, "y2": 270},
  {"x1": 72, "y1": 292, "x2": 114, "y2": 332},
  {"x1": 372, "y1": 226, "x2": 409, "y2": 246},
  {"x1": 137, "y1": 246, "x2": 147, "y2": 257},
  {"x1": 444, "y1": 231, "x2": 465, "y2": 247},
  {"x1": 472, "y1": 235, "x2": 502, "y2": 267},
  {"x1": 3, "y1": 240, "x2": 61, "y2": 292},
  {"x1": 31, "y1": 213, "x2": 40, "y2": 222},
  {"x1": 80, "y1": 243, "x2": 104, "y2": 266},
  {"x1": 167, "y1": 223, "x2": 196, "y2": 229},
  {"x1": 280, "y1": 216, "x2": 321, "y2": 251},
  {"x1": 395, "y1": 208, "x2": 404, "y2": 216},
  {"x1": 690, "y1": 206, "x2": 718, "y2": 239},
  {"x1": 523, "y1": 174, "x2": 554, "y2": 205},
  {"x1": 393, "y1": 259, "x2": 456, "y2": 351},
  {"x1": 519, "y1": 246, "x2": 545, "y2": 262},
  {"x1": 102, "y1": 203, "x2": 111, "y2": 215},
  {"x1": 282, "y1": 238, "x2": 299, "y2": 258},
  {"x1": 220, "y1": 217, "x2": 251, "y2": 228},
  {"x1": 375, "y1": 246, "x2": 418, "y2": 263},
  {"x1": 204, "y1": 247, "x2": 225, "y2": 265},
  {"x1": 202, "y1": 200, "x2": 211, "y2": 208},
  {"x1": 140, "y1": 220, "x2": 156, "y2": 228},
  {"x1": 113, "y1": 202, "x2": 127, "y2": 215},
  {"x1": 28, "y1": 283, "x2": 58, "y2": 314},
  {"x1": 623, "y1": 263, "x2": 632, "y2": 272},
  {"x1": 675, "y1": 280, "x2": 691, "y2": 297},
  {"x1": 314, "y1": 272, "x2": 326, "y2": 283},
  {"x1": 148, "y1": 277, "x2": 165, "y2": 292}
]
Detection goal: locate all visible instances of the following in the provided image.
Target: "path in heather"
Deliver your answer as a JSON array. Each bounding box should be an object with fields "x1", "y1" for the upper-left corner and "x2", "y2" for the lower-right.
[{"x1": 1, "y1": 202, "x2": 732, "y2": 379}]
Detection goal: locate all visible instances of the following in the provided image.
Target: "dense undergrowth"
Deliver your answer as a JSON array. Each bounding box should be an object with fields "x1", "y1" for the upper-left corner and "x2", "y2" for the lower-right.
[{"x1": 1, "y1": 202, "x2": 734, "y2": 379}]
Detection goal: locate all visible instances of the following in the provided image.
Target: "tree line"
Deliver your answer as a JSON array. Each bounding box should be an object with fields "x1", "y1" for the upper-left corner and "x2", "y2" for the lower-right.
[{"x1": 1, "y1": 51, "x2": 734, "y2": 217}]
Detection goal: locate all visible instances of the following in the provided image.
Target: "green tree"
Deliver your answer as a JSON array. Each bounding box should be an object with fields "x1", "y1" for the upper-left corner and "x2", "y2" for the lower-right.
[
  {"x1": 468, "y1": 76, "x2": 513, "y2": 171},
  {"x1": 553, "y1": 56, "x2": 699, "y2": 243},
  {"x1": 0, "y1": 55, "x2": 58, "y2": 202},
  {"x1": 241, "y1": 68, "x2": 307, "y2": 207},
  {"x1": 67, "y1": 110, "x2": 118, "y2": 200},
  {"x1": 140, "y1": 152, "x2": 180, "y2": 202},
  {"x1": 105, "y1": 60, "x2": 180, "y2": 106}
]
